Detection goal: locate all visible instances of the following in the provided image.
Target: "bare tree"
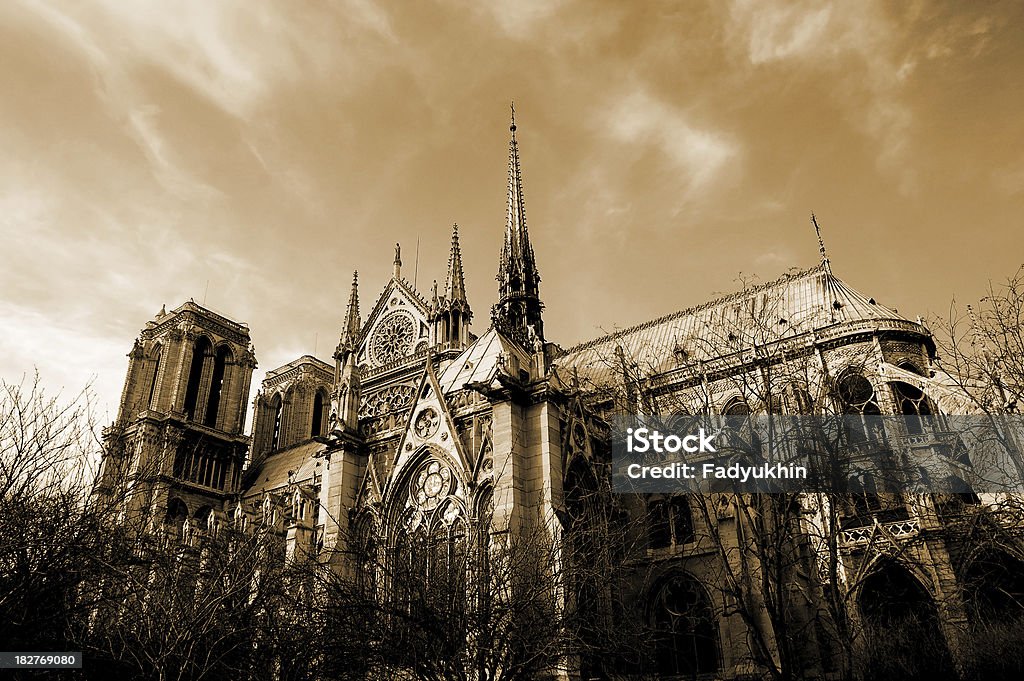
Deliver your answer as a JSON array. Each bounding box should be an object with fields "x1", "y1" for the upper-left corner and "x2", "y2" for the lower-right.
[
  {"x1": 0, "y1": 373, "x2": 114, "y2": 657},
  {"x1": 298, "y1": 495, "x2": 647, "y2": 681},
  {"x1": 85, "y1": 517, "x2": 302, "y2": 681}
]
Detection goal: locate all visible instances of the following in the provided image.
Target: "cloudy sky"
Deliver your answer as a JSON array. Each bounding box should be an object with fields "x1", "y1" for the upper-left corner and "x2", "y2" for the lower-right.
[{"x1": 2, "y1": 0, "x2": 1022, "y2": 425}]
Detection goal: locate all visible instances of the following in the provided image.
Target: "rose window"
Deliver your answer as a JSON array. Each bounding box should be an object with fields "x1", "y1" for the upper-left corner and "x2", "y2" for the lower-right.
[
  {"x1": 412, "y1": 460, "x2": 452, "y2": 510},
  {"x1": 370, "y1": 311, "x2": 416, "y2": 365}
]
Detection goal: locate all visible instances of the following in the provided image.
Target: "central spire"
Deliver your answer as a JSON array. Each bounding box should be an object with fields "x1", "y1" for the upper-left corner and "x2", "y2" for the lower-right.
[{"x1": 493, "y1": 102, "x2": 544, "y2": 348}]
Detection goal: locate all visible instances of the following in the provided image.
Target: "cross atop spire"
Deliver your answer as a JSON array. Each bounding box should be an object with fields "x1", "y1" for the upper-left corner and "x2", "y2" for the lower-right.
[{"x1": 493, "y1": 104, "x2": 544, "y2": 347}]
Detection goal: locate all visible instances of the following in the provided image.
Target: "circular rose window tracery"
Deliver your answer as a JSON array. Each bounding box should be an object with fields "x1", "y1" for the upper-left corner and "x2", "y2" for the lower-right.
[
  {"x1": 412, "y1": 459, "x2": 453, "y2": 511},
  {"x1": 414, "y1": 408, "x2": 440, "y2": 439},
  {"x1": 370, "y1": 311, "x2": 416, "y2": 365}
]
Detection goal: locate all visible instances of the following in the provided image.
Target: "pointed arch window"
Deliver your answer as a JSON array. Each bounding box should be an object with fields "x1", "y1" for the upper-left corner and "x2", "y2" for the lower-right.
[
  {"x1": 963, "y1": 551, "x2": 1024, "y2": 622},
  {"x1": 204, "y1": 345, "x2": 232, "y2": 428},
  {"x1": 784, "y1": 384, "x2": 815, "y2": 415},
  {"x1": 399, "y1": 459, "x2": 463, "y2": 572},
  {"x1": 311, "y1": 388, "x2": 328, "y2": 437},
  {"x1": 848, "y1": 472, "x2": 882, "y2": 519},
  {"x1": 165, "y1": 498, "x2": 189, "y2": 541},
  {"x1": 943, "y1": 474, "x2": 981, "y2": 507},
  {"x1": 354, "y1": 514, "x2": 378, "y2": 595},
  {"x1": 270, "y1": 394, "x2": 284, "y2": 451},
  {"x1": 891, "y1": 381, "x2": 933, "y2": 435},
  {"x1": 858, "y1": 562, "x2": 954, "y2": 677},
  {"x1": 147, "y1": 344, "x2": 162, "y2": 410},
  {"x1": 648, "y1": 495, "x2": 695, "y2": 550},
  {"x1": 183, "y1": 336, "x2": 213, "y2": 420},
  {"x1": 651, "y1": 575, "x2": 720, "y2": 675},
  {"x1": 722, "y1": 397, "x2": 751, "y2": 416},
  {"x1": 837, "y1": 373, "x2": 883, "y2": 445}
]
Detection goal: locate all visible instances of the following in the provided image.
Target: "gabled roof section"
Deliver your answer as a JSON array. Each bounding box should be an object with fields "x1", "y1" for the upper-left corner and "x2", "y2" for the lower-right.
[
  {"x1": 362, "y1": 276, "x2": 431, "y2": 336},
  {"x1": 388, "y1": 362, "x2": 472, "y2": 497},
  {"x1": 355, "y1": 459, "x2": 384, "y2": 508},
  {"x1": 356, "y1": 275, "x2": 433, "y2": 369},
  {"x1": 265, "y1": 355, "x2": 334, "y2": 381},
  {"x1": 556, "y1": 263, "x2": 925, "y2": 387},
  {"x1": 438, "y1": 327, "x2": 533, "y2": 395}
]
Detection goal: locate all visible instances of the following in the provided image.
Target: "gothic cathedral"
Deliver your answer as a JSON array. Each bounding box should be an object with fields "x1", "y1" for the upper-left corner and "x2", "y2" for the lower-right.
[{"x1": 100, "y1": 112, "x2": 1022, "y2": 679}]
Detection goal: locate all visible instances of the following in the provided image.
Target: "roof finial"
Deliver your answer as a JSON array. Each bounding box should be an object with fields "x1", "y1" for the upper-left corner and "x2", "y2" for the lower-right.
[
  {"x1": 811, "y1": 212, "x2": 830, "y2": 271},
  {"x1": 510, "y1": 100, "x2": 516, "y2": 133},
  {"x1": 393, "y1": 242, "x2": 402, "y2": 280}
]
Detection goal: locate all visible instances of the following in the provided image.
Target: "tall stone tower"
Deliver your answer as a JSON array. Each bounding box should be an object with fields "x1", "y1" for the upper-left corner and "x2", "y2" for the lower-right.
[{"x1": 98, "y1": 301, "x2": 256, "y2": 533}]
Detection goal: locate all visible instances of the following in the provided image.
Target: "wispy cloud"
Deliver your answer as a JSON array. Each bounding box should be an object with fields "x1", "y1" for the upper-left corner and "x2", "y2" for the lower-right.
[
  {"x1": 2, "y1": 0, "x2": 1022, "y2": 422},
  {"x1": 603, "y1": 88, "x2": 739, "y2": 195},
  {"x1": 727, "y1": 0, "x2": 915, "y2": 187}
]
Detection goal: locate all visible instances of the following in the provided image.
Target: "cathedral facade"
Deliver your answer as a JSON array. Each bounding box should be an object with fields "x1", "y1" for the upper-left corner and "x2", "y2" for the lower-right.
[{"x1": 100, "y1": 114, "x2": 1024, "y2": 679}]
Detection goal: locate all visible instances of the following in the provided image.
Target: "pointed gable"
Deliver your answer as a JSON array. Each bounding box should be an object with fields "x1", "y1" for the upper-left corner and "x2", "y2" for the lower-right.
[
  {"x1": 355, "y1": 457, "x2": 384, "y2": 509},
  {"x1": 357, "y1": 277, "x2": 432, "y2": 369},
  {"x1": 388, "y1": 362, "x2": 471, "y2": 496}
]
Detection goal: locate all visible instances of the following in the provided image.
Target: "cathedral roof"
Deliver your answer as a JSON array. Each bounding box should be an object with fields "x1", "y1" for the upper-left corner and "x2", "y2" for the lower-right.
[
  {"x1": 438, "y1": 327, "x2": 532, "y2": 394},
  {"x1": 264, "y1": 355, "x2": 333, "y2": 381},
  {"x1": 555, "y1": 263, "x2": 929, "y2": 387},
  {"x1": 241, "y1": 440, "x2": 323, "y2": 496}
]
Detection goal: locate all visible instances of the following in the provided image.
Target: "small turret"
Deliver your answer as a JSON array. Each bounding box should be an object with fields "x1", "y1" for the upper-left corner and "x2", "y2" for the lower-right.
[
  {"x1": 335, "y1": 271, "x2": 361, "y2": 366},
  {"x1": 331, "y1": 271, "x2": 362, "y2": 435},
  {"x1": 430, "y1": 224, "x2": 473, "y2": 349}
]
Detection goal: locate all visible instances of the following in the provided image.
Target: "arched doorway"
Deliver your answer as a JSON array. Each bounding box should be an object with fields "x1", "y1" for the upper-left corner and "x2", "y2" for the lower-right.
[{"x1": 857, "y1": 561, "x2": 954, "y2": 680}]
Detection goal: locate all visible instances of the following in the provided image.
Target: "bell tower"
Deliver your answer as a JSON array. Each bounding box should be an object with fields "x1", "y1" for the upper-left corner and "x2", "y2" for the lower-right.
[{"x1": 98, "y1": 301, "x2": 256, "y2": 530}]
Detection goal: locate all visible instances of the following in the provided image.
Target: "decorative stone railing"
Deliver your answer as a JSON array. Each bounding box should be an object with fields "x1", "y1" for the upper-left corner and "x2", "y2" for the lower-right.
[{"x1": 841, "y1": 518, "x2": 920, "y2": 545}]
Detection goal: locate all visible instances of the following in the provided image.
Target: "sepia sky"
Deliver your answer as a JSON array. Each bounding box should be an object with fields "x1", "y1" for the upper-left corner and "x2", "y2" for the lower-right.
[{"x1": 1, "y1": 0, "x2": 1022, "y2": 425}]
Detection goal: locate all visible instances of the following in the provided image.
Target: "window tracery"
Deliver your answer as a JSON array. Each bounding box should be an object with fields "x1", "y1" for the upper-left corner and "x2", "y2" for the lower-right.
[
  {"x1": 393, "y1": 459, "x2": 466, "y2": 599},
  {"x1": 651, "y1": 575, "x2": 720, "y2": 675},
  {"x1": 411, "y1": 459, "x2": 453, "y2": 511},
  {"x1": 369, "y1": 311, "x2": 416, "y2": 365},
  {"x1": 837, "y1": 373, "x2": 883, "y2": 445},
  {"x1": 414, "y1": 408, "x2": 440, "y2": 439},
  {"x1": 891, "y1": 381, "x2": 934, "y2": 434},
  {"x1": 359, "y1": 385, "x2": 416, "y2": 418}
]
